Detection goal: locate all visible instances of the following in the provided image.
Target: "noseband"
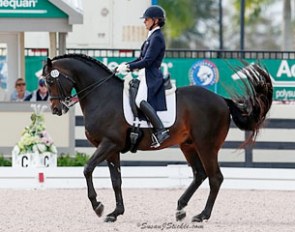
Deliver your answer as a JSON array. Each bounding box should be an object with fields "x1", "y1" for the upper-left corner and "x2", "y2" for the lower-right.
[{"x1": 45, "y1": 69, "x2": 115, "y2": 109}]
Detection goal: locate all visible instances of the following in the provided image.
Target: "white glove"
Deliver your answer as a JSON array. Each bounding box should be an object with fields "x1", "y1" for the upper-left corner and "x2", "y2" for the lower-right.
[{"x1": 116, "y1": 63, "x2": 130, "y2": 73}]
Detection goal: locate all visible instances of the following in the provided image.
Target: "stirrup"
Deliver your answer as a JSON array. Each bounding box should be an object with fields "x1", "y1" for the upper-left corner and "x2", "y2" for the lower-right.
[
  {"x1": 150, "y1": 129, "x2": 169, "y2": 148},
  {"x1": 151, "y1": 133, "x2": 161, "y2": 148}
]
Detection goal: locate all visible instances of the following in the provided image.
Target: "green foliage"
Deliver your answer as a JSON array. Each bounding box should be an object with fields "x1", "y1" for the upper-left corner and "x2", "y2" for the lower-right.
[
  {"x1": 0, "y1": 155, "x2": 12, "y2": 166},
  {"x1": 159, "y1": 0, "x2": 196, "y2": 38},
  {"x1": 57, "y1": 152, "x2": 90, "y2": 167},
  {"x1": 232, "y1": 0, "x2": 275, "y2": 24},
  {"x1": 158, "y1": 0, "x2": 219, "y2": 48}
]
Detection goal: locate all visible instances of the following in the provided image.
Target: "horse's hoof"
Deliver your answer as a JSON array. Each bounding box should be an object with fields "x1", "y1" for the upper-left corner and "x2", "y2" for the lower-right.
[
  {"x1": 192, "y1": 213, "x2": 208, "y2": 223},
  {"x1": 104, "y1": 215, "x2": 117, "y2": 223},
  {"x1": 94, "y1": 203, "x2": 104, "y2": 217},
  {"x1": 176, "y1": 210, "x2": 186, "y2": 221}
]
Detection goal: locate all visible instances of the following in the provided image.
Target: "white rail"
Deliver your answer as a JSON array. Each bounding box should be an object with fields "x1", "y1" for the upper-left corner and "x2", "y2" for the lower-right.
[{"x1": 0, "y1": 166, "x2": 295, "y2": 190}]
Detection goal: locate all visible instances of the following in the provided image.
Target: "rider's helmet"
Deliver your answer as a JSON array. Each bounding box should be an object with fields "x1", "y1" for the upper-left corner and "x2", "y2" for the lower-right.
[{"x1": 141, "y1": 5, "x2": 166, "y2": 27}]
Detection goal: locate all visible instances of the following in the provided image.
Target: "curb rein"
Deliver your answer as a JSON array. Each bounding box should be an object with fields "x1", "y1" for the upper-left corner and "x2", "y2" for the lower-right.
[{"x1": 45, "y1": 69, "x2": 115, "y2": 110}]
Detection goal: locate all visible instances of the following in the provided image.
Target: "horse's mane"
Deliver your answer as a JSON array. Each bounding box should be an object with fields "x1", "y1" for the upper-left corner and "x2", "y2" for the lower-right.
[{"x1": 52, "y1": 53, "x2": 113, "y2": 75}]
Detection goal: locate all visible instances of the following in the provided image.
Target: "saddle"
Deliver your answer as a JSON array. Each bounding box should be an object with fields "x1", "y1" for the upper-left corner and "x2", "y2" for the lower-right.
[{"x1": 125, "y1": 74, "x2": 175, "y2": 153}]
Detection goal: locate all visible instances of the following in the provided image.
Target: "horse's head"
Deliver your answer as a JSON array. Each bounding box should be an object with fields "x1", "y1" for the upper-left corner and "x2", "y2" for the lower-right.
[{"x1": 42, "y1": 58, "x2": 75, "y2": 116}]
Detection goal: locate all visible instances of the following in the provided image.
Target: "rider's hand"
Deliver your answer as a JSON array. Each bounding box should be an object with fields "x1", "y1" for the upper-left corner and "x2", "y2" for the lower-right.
[{"x1": 116, "y1": 64, "x2": 130, "y2": 73}]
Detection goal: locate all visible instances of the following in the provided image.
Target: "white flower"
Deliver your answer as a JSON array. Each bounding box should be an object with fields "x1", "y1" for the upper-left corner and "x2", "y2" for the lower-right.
[
  {"x1": 37, "y1": 143, "x2": 47, "y2": 153},
  {"x1": 32, "y1": 144, "x2": 38, "y2": 153},
  {"x1": 12, "y1": 146, "x2": 20, "y2": 156},
  {"x1": 50, "y1": 145, "x2": 58, "y2": 154}
]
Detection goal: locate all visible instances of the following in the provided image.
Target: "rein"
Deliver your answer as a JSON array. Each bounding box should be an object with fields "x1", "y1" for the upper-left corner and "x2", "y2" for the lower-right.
[{"x1": 46, "y1": 69, "x2": 115, "y2": 109}]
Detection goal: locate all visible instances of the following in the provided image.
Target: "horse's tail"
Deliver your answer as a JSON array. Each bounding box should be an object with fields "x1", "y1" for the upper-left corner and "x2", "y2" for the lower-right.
[{"x1": 224, "y1": 63, "x2": 273, "y2": 146}]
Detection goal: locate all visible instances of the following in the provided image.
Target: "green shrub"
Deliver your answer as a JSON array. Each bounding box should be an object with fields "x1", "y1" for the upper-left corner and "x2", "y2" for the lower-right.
[
  {"x1": 57, "y1": 152, "x2": 90, "y2": 167},
  {"x1": 0, "y1": 155, "x2": 12, "y2": 166}
]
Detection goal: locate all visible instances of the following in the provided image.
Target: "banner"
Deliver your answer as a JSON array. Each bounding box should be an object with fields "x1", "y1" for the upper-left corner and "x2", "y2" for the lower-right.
[
  {"x1": 22, "y1": 56, "x2": 295, "y2": 101},
  {"x1": 0, "y1": 0, "x2": 67, "y2": 18}
]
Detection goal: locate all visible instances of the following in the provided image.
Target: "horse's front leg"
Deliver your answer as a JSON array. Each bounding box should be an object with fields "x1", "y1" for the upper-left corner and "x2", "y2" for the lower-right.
[
  {"x1": 104, "y1": 155, "x2": 125, "y2": 222},
  {"x1": 83, "y1": 140, "x2": 118, "y2": 218}
]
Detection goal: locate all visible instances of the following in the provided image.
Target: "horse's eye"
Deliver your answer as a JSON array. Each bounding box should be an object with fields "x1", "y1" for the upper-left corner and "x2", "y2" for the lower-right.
[
  {"x1": 50, "y1": 69, "x2": 60, "y2": 78},
  {"x1": 45, "y1": 77, "x2": 54, "y2": 85}
]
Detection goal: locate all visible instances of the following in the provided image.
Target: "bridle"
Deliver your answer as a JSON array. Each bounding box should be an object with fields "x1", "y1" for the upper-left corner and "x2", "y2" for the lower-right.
[{"x1": 45, "y1": 68, "x2": 115, "y2": 110}]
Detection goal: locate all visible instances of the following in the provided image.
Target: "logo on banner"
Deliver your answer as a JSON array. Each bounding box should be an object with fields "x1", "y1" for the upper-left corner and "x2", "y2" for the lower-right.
[{"x1": 189, "y1": 60, "x2": 219, "y2": 87}]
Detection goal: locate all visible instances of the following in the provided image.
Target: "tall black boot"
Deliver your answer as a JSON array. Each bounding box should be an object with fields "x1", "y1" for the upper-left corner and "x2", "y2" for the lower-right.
[{"x1": 139, "y1": 100, "x2": 169, "y2": 147}]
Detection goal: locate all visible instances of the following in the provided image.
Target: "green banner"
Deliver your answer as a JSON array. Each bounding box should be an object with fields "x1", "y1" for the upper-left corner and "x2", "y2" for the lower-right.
[
  {"x1": 0, "y1": 0, "x2": 67, "y2": 18},
  {"x1": 17, "y1": 56, "x2": 295, "y2": 101},
  {"x1": 96, "y1": 57, "x2": 251, "y2": 98},
  {"x1": 25, "y1": 56, "x2": 46, "y2": 91}
]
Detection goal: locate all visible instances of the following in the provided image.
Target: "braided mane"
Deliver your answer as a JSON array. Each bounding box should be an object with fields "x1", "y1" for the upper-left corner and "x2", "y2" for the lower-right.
[{"x1": 52, "y1": 53, "x2": 113, "y2": 74}]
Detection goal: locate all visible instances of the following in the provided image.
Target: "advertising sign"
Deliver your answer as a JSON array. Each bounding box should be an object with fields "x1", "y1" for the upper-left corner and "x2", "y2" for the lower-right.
[
  {"x1": 19, "y1": 56, "x2": 295, "y2": 101},
  {"x1": 0, "y1": 0, "x2": 67, "y2": 18}
]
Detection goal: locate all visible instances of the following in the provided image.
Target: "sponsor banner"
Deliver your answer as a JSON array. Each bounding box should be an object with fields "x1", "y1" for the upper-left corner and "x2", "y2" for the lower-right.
[
  {"x1": 15, "y1": 56, "x2": 295, "y2": 101},
  {"x1": 0, "y1": 0, "x2": 67, "y2": 18}
]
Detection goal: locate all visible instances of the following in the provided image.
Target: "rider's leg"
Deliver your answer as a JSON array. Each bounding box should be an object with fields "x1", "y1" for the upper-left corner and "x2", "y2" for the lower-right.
[
  {"x1": 135, "y1": 72, "x2": 169, "y2": 147},
  {"x1": 139, "y1": 100, "x2": 169, "y2": 147}
]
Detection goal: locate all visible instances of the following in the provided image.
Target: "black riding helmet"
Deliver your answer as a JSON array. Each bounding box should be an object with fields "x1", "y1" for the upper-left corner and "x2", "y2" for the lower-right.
[{"x1": 141, "y1": 5, "x2": 166, "y2": 28}]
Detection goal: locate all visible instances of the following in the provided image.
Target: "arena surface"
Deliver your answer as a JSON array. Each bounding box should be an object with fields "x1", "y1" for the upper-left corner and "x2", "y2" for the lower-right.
[{"x1": 0, "y1": 188, "x2": 294, "y2": 232}]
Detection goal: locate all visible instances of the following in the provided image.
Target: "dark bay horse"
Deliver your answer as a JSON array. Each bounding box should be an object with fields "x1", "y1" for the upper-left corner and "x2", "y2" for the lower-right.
[{"x1": 42, "y1": 54, "x2": 273, "y2": 223}]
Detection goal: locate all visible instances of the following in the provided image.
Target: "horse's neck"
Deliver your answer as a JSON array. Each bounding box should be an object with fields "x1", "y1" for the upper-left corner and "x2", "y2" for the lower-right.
[{"x1": 78, "y1": 78, "x2": 123, "y2": 116}]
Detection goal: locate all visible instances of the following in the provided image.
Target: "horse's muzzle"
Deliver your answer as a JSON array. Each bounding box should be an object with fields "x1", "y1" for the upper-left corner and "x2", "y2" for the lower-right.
[
  {"x1": 50, "y1": 100, "x2": 62, "y2": 116},
  {"x1": 52, "y1": 106, "x2": 62, "y2": 116}
]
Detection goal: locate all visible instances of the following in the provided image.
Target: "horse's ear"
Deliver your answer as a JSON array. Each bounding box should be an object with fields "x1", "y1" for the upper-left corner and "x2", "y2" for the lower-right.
[{"x1": 47, "y1": 58, "x2": 52, "y2": 68}]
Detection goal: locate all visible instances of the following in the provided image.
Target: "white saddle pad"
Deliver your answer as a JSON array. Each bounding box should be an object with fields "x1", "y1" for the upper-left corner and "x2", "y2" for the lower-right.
[{"x1": 123, "y1": 74, "x2": 176, "y2": 128}]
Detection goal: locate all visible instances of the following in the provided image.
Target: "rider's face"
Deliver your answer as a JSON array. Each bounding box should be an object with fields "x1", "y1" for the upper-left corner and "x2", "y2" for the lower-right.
[{"x1": 144, "y1": 17, "x2": 155, "y2": 30}]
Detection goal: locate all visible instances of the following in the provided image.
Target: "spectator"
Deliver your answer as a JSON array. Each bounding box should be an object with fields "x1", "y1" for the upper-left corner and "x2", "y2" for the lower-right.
[
  {"x1": 25, "y1": 79, "x2": 49, "y2": 101},
  {"x1": 10, "y1": 78, "x2": 31, "y2": 102}
]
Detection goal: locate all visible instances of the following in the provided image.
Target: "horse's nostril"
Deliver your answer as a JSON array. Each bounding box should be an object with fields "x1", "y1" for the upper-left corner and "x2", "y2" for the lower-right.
[{"x1": 52, "y1": 107, "x2": 59, "y2": 115}]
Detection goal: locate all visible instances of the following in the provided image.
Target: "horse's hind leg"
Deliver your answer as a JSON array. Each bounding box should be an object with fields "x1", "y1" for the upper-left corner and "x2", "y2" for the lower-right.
[
  {"x1": 192, "y1": 148, "x2": 224, "y2": 222},
  {"x1": 104, "y1": 154, "x2": 125, "y2": 222},
  {"x1": 176, "y1": 143, "x2": 207, "y2": 221}
]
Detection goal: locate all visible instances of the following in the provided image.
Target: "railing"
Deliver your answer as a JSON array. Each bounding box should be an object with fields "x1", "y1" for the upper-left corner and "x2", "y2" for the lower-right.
[{"x1": 16, "y1": 48, "x2": 295, "y2": 59}]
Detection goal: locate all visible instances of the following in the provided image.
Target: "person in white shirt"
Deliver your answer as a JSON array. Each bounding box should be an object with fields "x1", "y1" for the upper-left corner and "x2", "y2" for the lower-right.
[{"x1": 25, "y1": 79, "x2": 49, "y2": 101}]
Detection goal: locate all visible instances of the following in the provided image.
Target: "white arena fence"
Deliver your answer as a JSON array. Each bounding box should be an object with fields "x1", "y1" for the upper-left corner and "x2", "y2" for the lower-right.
[{"x1": 0, "y1": 166, "x2": 295, "y2": 190}]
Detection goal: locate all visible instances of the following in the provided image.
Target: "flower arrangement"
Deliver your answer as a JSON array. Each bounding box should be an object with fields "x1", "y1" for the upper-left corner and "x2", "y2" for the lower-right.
[{"x1": 12, "y1": 104, "x2": 57, "y2": 156}]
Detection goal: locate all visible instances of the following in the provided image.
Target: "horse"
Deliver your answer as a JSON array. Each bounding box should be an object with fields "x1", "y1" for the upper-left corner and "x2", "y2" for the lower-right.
[{"x1": 42, "y1": 54, "x2": 273, "y2": 223}]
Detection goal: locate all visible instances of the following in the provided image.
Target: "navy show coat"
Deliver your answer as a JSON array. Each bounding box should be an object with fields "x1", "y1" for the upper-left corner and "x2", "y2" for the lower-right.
[{"x1": 128, "y1": 29, "x2": 167, "y2": 111}]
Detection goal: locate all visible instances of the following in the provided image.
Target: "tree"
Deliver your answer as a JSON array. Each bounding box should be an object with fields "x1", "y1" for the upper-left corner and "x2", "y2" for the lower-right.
[
  {"x1": 158, "y1": 0, "x2": 219, "y2": 49},
  {"x1": 232, "y1": 0, "x2": 293, "y2": 50}
]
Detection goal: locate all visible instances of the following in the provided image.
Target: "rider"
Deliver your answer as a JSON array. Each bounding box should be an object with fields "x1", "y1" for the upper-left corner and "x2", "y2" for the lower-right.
[{"x1": 117, "y1": 5, "x2": 169, "y2": 147}]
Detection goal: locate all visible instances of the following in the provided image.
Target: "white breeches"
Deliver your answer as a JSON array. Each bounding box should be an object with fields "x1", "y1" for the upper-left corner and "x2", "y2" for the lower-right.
[{"x1": 135, "y1": 69, "x2": 147, "y2": 108}]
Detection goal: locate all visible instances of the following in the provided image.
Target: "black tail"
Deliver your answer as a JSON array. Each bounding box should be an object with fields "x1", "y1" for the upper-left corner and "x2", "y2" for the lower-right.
[{"x1": 224, "y1": 63, "x2": 273, "y2": 146}]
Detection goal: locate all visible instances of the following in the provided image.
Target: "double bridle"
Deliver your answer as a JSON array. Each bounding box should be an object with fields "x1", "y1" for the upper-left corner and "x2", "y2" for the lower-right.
[{"x1": 45, "y1": 68, "x2": 115, "y2": 110}]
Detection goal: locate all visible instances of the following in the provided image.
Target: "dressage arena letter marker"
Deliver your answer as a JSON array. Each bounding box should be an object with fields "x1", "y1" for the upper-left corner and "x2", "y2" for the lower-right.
[{"x1": 21, "y1": 155, "x2": 29, "y2": 167}]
